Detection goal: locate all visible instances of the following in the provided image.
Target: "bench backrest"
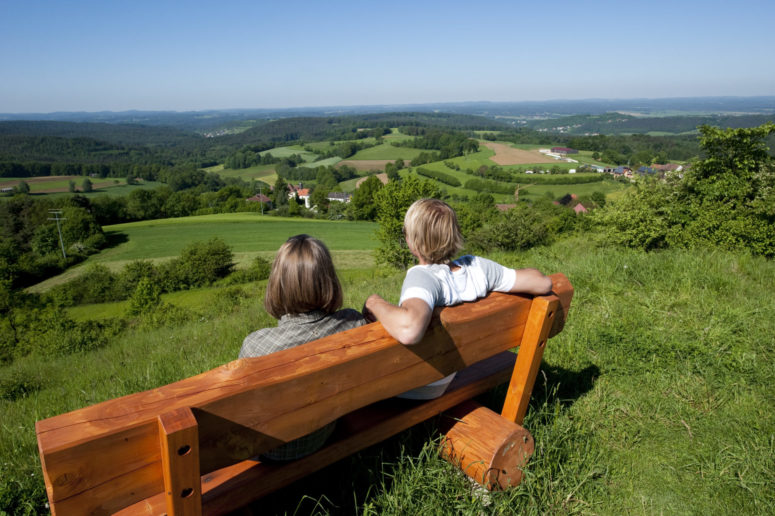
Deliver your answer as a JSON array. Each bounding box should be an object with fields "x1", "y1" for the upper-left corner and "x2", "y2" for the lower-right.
[{"x1": 36, "y1": 273, "x2": 572, "y2": 515}]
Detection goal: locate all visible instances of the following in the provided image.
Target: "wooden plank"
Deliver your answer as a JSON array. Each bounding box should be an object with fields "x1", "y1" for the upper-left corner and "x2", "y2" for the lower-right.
[
  {"x1": 158, "y1": 408, "x2": 202, "y2": 516},
  {"x1": 500, "y1": 296, "x2": 559, "y2": 425},
  {"x1": 38, "y1": 274, "x2": 573, "y2": 515},
  {"x1": 117, "y1": 352, "x2": 517, "y2": 516}
]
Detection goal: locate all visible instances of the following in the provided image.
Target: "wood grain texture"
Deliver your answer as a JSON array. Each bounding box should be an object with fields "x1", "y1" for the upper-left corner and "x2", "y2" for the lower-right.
[
  {"x1": 440, "y1": 400, "x2": 534, "y2": 490},
  {"x1": 500, "y1": 295, "x2": 560, "y2": 424},
  {"x1": 37, "y1": 273, "x2": 573, "y2": 515},
  {"x1": 158, "y1": 408, "x2": 201, "y2": 516},
  {"x1": 118, "y1": 352, "x2": 517, "y2": 516}
]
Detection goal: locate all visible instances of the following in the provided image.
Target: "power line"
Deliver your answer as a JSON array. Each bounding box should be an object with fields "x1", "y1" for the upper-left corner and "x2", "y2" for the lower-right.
[{"x1": 48, "y1": 210, "x2": 67, "y2": 259}]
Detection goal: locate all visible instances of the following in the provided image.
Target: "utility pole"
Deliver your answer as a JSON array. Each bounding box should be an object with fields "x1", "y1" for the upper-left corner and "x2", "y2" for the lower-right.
[{"x1": 48, "y1": 210, "x2": 67, "y2": 259}]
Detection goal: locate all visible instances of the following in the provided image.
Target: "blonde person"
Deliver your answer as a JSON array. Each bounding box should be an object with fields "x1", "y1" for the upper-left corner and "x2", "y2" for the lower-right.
[
  {"x1": 240, "y1": 234, "x2": 366, "y2": 460},
  {"x1": 363, "y1": 198, "x2": 553, "y2": 399}
]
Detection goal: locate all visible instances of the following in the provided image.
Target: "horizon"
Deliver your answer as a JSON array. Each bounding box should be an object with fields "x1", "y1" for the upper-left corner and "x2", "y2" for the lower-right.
[
  {"x1": 2, "y1": 95, "x2": 775, "y2": 117},
  {"x1": 2, "y1": 0, "x2": 774, "y2": 113}
]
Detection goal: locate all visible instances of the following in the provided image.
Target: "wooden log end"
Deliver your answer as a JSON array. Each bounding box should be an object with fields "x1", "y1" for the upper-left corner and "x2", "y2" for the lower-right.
[{"x1": 439, "y1": 400, "x2": 534, "y2": 491}]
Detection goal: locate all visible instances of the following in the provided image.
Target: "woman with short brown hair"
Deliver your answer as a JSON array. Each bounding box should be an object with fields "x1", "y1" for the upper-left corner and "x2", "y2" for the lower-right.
[{"x1": 240, "y1": 234, "x2": 365, "y2": 459}]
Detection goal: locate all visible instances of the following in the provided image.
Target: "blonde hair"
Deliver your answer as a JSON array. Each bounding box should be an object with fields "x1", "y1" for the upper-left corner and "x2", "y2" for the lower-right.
[
  {"x1": 264, "y1": 235, "x2": 343, "y2": 318},
  {"x1": 403, "y1": 199, "x2": 464, "y2": 264}
]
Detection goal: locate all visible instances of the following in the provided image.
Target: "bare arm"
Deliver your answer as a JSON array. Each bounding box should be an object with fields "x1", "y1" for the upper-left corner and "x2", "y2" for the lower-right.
[
  {"x1": 510, "y1": 268, "x2": 553, "y2": 295},
  {"x1": 363, "y1": 295, "x2": 433, "y2": 345}
]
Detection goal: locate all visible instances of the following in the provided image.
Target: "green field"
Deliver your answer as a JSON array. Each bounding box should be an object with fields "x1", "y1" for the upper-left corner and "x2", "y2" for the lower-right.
[
  {"x1": 212, "y1": 164, "x2": 277, "y2": 183},
  {"x1": 28, "y1": 214, "x2": 378, "y2": 292},
  {"x1": 0, "y1": 177, "x2": 162, "y2": 198},
  {"x1": 260, "y1": 145, "x2": 319, "y2": 162},
  {"x1": 349, "y1": 142, "x2": 426, "y2": 161}
]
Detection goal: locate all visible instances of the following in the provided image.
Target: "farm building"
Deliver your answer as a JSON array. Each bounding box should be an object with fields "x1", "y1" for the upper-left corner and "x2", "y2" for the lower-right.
[
  {"x1": 327, "y1": 192, "x2": 352, "y2": 203},
  {"x1": 246, "y1": 193, "x2": 272, "y2": 208},
  {"x1": 551, "y1": 147, "x2": 578, "y2": 155}
]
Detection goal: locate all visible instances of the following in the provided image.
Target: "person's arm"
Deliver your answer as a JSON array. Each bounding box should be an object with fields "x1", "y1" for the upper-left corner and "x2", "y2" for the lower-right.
[
  {"x1": 510, "y1": 267, "x2": 553, "y2": 295},
  {"x1": 363, "y1": 294, "x2": 433, "y2": 345}
]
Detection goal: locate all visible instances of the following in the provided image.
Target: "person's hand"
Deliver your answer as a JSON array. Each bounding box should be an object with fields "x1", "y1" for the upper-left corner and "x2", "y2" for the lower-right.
[{"x1": 362, "y1": 294, "x2": 381, "y2": 323}]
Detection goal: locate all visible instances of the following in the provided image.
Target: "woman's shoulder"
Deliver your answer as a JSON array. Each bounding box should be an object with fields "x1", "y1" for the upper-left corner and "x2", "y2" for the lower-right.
[{"x1": 329, "y1": 308, "x2": 368, "y2": 326}]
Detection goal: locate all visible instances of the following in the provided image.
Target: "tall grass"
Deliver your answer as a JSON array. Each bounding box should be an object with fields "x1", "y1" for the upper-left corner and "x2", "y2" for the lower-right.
[{"x1": 2, "y1": 238, "x2": 774, "y2": 514}]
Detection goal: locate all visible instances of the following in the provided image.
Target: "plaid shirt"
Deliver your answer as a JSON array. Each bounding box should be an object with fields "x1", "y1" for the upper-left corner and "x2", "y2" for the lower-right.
[{"x1": 239, "y1": 308, "x2": 366, "y2": 460}]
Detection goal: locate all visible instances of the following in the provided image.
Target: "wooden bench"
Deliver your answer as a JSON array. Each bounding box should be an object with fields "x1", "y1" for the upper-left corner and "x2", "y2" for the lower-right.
[{"x1": 36, "y1": 273, "x2": 573, "y2": 515}]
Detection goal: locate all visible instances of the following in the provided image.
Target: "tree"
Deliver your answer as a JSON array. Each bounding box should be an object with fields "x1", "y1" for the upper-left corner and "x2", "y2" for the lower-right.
[
  {"x1": 128, "y1": 277, "x2": 161, "y2": 315},
  {"x1": 15, "y1": 181, "x2": 30, "y2": 195},
  {"x1": 273, "y1": 176, "x2": 288, "y2": 207},
  {"x1": 348, "y1": 175, "x2": 383, "y2": 220},
  {"x1": 374, "y1": 175, "x2": 441, "y2": 269},
  {"x1": 82, "y1": 178, "x2": 93, "y2": 193},
  {"x1": 595, "y1": 122, "x2": 775, "y2": 256}
]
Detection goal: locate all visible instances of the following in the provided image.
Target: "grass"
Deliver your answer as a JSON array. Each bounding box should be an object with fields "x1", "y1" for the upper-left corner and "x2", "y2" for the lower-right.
[
  {"x1": 213, "y1": 164, "x2": 277, "y2": 183},
  {"x1": 260, "y1": 145, "x2": 319, "y2": 162},
  {"x1": 3, "y1": 237, "x2": 774, "y2": 514},
  {"x1": 0, "y1": 177, "x2": 163, "y2": 199},
  {"x1": 349, "y1": 143, "x2": 426, "y2": 161},
  {"x1": 27, "y1": 214, "x2": 378, "y2": 292}
]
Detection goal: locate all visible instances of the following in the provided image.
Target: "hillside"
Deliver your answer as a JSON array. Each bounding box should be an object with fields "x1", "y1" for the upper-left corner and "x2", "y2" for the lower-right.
[
  {"x1": 2, "y1": 238, "x2": 773, "y2": 514},
  {"x1": 526, "y1": 112, "x2": 775, "y2": 135}
]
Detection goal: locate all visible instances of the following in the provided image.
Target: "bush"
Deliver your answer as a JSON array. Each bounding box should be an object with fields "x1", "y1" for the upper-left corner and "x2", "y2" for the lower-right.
[
  {"x1": 224, "y1": 256, "x2": 272, "y2": 285},
  {"x1": 128, "y1": 277, "x2": 162, "y2": 315},
  {"x1": 415, "y1": 167, "x2": 461, "y2": 187},
  {"x1": 467, "y1": 204, "x2": 549, "y2": 252},
  {"x1": 176, "y1": 237, "x2": 235, "y2": 287},
  {"x1": 595, "y1": 123, "x2": 775, "y2": 257}
]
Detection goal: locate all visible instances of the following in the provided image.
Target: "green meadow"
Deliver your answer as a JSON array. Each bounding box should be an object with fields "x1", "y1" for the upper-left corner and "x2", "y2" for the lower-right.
[
  {"x1": 0, "y1": 177, "x2": 163, "y2": 198},
  {"x1": 349, "y1": 142, "x2": 426, "y2": 161},
  {"x1": 3, "y1": 236, "x2": 774, "y2": 514},
  {"x1": 210, "y1": 163, "x2": 278, "y2": 183},
  {"x1": 27, "y1": 214, "x2": 378, "y2": 291}
]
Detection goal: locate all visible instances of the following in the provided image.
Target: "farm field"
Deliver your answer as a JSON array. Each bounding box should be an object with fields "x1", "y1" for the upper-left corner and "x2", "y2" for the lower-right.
[
  {"x1": 349, "y1": 142, "x2": 425, "y2": 161},
  {"x1": 0, "y1": 176, "x2": 161, "y2": 196},
  {"x1": 480, "y1": 141, "x2": 557, "y2": 165},
  {"x1": 260, "y1": 145, "x2": 318, "y2": 162},
  {"x1": 27, "y1": 214, "x2": 378, "y2": 292},
  {"x1": 212, "y1": 164, "x2": 277, "y2": 183},
  {"x1": 337, "y1": 159, "x2": 398, "y2": 172}
]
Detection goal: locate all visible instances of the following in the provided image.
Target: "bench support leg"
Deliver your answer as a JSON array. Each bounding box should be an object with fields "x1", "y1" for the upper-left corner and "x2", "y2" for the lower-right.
[
  {"x1": 158, "y1": 407, "x2": 202, "y2": 516},
  {"x1": 501, "y1": 296, "x2": 559, "y2": 425},
  {"x1": 440, "y1": 400, "x2": 534, "y2": 490}
]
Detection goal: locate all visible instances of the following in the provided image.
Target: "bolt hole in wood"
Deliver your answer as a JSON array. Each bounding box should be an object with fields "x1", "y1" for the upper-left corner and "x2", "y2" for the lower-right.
[
  {"x1": 181, "y1": 487, "x2": 194, "y2": 498},
  {"x1": 539, "y1": 340, "x2": 546, "y2": 347},
  {"x1": 177, "y1": 444, "x2": 191, "y2": 456},
  {"x1": 548, "y1": 311, "x2": 554, "y2": 319}
]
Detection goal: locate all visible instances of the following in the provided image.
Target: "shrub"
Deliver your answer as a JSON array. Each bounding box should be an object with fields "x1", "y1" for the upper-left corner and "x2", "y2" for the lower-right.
[
  {"x1": 128, "y1": 277, "x2": 162, "y2": 315},
  {"x1": 415, "y1": 167, "x2": 461, "y2": 187},
  {"x1": 467, "y1": 204, "x2": 549, "y2": 252},
  {"x1": 175, "y1": 238, "x2": 235, "y2": 288},
  {"x1": 224, "y1": 256, "x2": 272, "y2": 285},
  {"x1": 594, "y1": 123, "x2": 775, "y2": 256}
]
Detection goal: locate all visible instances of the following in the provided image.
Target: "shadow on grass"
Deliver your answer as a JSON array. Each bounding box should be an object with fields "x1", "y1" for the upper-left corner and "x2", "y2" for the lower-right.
[
  {"x1": 240, "y1": 363, "x2": 599, "y2": 515},
  {"x1": 242, "y1": 422, "x2": 437, "y2": 515},
  {"x1": 102, "y1": 230, "x2": 129, "y2": 249}
]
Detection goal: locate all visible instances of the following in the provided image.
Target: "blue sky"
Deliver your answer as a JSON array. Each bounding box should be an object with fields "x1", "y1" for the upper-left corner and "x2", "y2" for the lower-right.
[{"x1": 1, "y1": 0, "x2": 773, "y2": 112}]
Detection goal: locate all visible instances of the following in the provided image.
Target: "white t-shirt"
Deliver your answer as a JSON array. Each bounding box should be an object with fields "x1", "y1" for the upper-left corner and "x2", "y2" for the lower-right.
[{"x1": 397, "y1": 255, "x2": 516, "y2": 399}]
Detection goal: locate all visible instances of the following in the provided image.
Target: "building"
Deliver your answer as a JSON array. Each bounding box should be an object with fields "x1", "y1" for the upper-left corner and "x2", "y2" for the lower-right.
[
  {"x1": 246, "y1": 193, "x2": 272, "y2": 208},
  {"x1": 551, "y1": 147, "x2": 578, "y2": 155},
  {"x1": 327, "y1": 192, "x2": 352, "y2": 203}
]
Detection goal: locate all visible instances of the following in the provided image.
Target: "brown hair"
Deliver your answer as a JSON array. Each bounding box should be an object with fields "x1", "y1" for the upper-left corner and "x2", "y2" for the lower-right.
[
  {"x1": 264, "y1": 234, "x2": 343, "y2": 318},
  {"x1": 403, "y1": 198, "x2": 464, "y2": 264}
]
